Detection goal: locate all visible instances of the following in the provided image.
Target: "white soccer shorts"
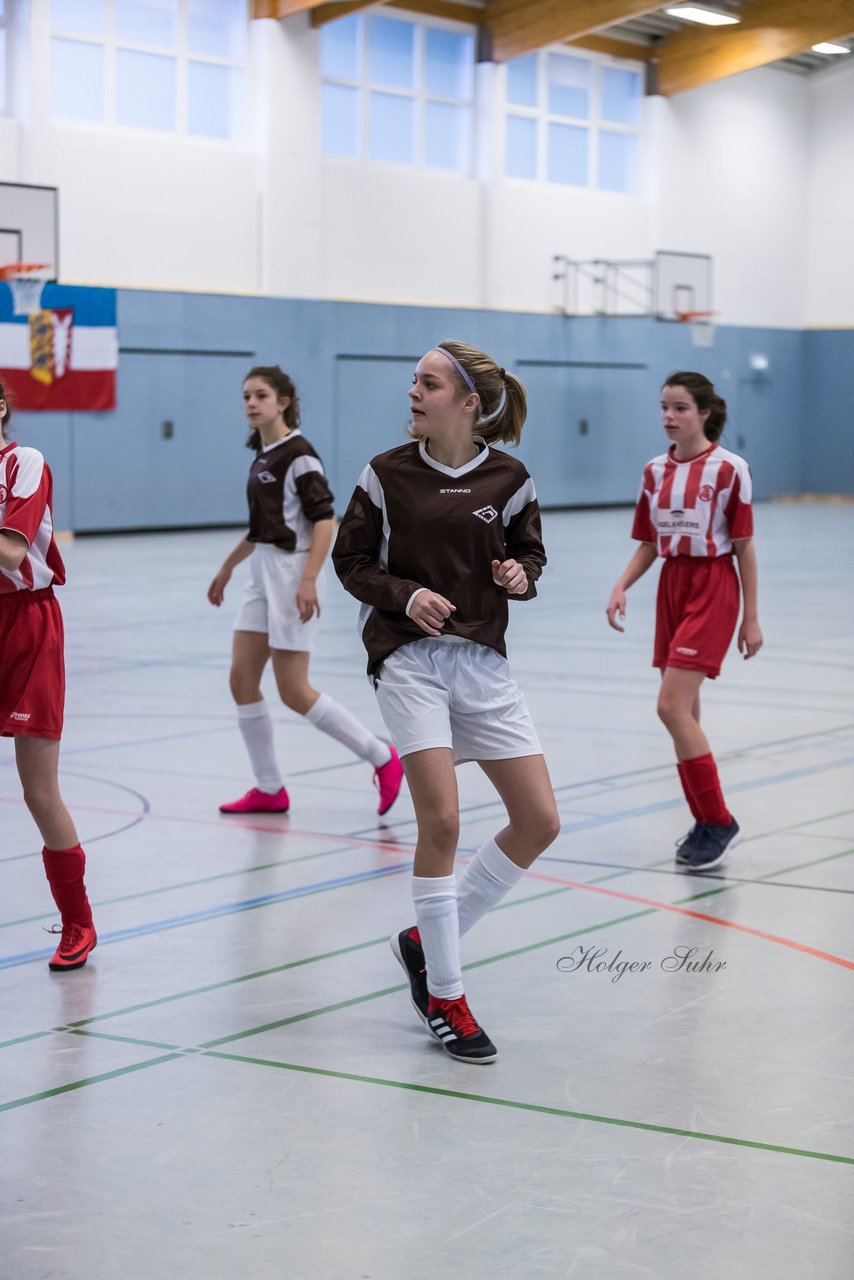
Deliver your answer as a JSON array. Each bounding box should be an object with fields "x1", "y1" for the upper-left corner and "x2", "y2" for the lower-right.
[{"x1": 374, "y1": 635, "x2": 542, "y2": 763}]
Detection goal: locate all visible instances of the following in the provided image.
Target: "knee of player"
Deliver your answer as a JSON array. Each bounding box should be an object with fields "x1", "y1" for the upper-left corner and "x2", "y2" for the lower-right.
[
  {"x1": 420, "y1": 809, "x2": 460, "y2": 852},
  {"x1": 20, "y1": 777, "x2": 60, "y2": 819},
  {"x1": 280, "y1": 685, "x2": 315, "y2": 716},
  {"x1": 537, "y1": 807, "x2": 562, "y2": 850}
]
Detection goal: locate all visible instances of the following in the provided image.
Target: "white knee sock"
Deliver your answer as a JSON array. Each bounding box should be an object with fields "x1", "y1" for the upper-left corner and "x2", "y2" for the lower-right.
[
  {"x1": 305, "y1": 692, "x2": 390, "y2": 767},
  {"x1": 237, "y1": 701, "x2": 284, "y2": 793},
  {"x1": 456, "y1": 837, "x2": 526, "y2": 937},
  {"x1": 412, "y1": 874, "x2": 463, "y2": 1000}
]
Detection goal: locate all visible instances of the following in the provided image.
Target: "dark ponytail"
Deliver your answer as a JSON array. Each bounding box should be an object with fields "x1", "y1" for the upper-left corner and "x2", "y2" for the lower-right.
[
  {"x1": 0, "y1": 379, "x2": 11, "y2": 443},
  {"x1": 662, "y1": 371, "x2": 727, "y2": 442},
  {"x1": 244, "y1": 365, "x2": 300, "y2": 451}
]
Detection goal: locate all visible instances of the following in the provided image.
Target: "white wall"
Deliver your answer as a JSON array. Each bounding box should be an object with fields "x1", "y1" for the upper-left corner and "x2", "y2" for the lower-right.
[
  {"x1": 1, "y1": 7, "x2": 845, "y2": 326},
  {"x1": 651, "y1": 68, "x2": 810, "y2": 329},
  {"x1": 805, "y1": 59, "x2": 854, "y2": 327}
]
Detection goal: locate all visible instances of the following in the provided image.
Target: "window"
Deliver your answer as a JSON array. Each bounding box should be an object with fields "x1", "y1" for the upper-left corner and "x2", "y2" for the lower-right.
[
  {"x1": 320, "y1": 12, "x2": 475, "y2": 173},
  {"x1": 0, "y1": 0, "x2": 10, "y2": 115},
  {"x1": 505, "y1": 48, "x2": 643, "y2": 193},
  {"x1": 49, "y1": 0, "x2": 247, "y2": 139}
]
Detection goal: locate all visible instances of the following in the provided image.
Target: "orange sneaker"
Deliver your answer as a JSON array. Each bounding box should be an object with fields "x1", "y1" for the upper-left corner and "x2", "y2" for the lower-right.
[{"x1": 48, "y1": 922, "x2": 97, "y2": 971}]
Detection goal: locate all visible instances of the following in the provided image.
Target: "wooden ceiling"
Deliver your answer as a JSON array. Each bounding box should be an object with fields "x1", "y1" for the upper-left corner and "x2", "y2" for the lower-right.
[{"x1": 252, "y1": 0, "x2": 854, "y2": 95}]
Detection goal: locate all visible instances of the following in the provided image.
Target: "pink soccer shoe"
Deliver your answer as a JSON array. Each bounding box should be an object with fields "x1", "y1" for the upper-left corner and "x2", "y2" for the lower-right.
[
  {"x1": 219, "y1": 786, "x2": 290, "y2": 814},
  {"x1": 373, "y1": 746, "x2": 404, "y2": 816}
]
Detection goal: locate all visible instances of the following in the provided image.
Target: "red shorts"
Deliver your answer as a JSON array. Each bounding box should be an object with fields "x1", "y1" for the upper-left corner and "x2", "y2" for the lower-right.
[
  {"x1": 653, "y1": 555, "x2": 739, "y2": 680},
  {"x1": 0, "y1": 587, "x2": 66, "y2": 739}
]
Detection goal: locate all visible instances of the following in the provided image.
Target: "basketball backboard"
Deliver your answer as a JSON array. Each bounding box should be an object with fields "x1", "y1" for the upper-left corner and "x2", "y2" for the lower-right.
[{"x1": 0, "y1": 182, "x2": 59, "y2": 278}]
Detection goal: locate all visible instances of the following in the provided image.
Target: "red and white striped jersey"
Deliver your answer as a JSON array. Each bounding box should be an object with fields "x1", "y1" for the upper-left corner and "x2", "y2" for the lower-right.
[
  {"x1": 0, "y1": 443, "x2": 66, "y2": 594},
  {"x1": 631, "y1": 444, "x2": 753, "y2": 558}
]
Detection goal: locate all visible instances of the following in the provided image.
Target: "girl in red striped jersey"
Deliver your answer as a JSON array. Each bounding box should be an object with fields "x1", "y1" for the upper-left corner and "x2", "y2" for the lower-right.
[
  {"x1": 0, "y1": 382, "x2": 96, "y2": 970},
  {"x1": 606, "y1": 371, "x2": 763, "y2": 872}
]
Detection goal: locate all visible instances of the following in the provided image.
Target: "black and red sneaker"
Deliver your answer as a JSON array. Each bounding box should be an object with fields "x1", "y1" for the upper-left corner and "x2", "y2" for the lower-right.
[
  {"x1": 426, "y1": 994, "x2": 497, "y2": 1064},
  {"x1": 47, "y1": 922, "x2": 97, "y2": 971},
  {"x1": 390, "y1": 927, "x2": 428, "y2": 1024}
]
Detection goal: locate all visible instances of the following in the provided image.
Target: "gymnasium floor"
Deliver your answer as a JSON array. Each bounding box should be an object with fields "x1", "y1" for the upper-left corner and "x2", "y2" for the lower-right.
[{"x1": 2, "y1": 505, "x2": 853, "y2": 1280}]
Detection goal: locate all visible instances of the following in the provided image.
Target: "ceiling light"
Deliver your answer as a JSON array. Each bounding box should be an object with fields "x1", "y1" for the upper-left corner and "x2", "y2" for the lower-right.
[
  {"x1": 665, "y1": 5, "x2": 740, "y2": 25},
  {"x1": 811, "y1": 42, "x2": 850, "y2": 54}
]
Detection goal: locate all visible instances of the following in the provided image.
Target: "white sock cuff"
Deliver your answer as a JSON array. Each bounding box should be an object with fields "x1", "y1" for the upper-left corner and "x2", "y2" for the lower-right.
[
  {"x1": 304, "y1": 692, "x2": 331, "y2": 725},
  {"x1": 412, "y1": 873, "x2": 457, "y2": 904},
  {"x1": 237, "y1": 700, "x2": 270, "y2": 721},
  {"x1": 475, "y1": 837, "x2": 526, "y2": 888}
]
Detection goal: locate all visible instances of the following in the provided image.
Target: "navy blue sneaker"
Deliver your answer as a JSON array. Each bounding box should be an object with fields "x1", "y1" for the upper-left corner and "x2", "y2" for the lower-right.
[
  {"x1": 675, "y1": 824, "x2": 699, "y2": 864},
  {"x1": 390, "y1": 928, "x2": 428, "y2": 1025},
  {"x1": 681, "y1": 819, "x2": 740, "y2": 872}
]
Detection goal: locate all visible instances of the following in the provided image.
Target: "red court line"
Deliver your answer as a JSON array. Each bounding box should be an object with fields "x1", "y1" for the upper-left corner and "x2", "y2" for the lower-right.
[
  {"x1": 0, "y1": 795, "x2": 414, "y2": 857},
  {"x1": 526, "y1": 868, "x2": 854, "y2": 972}
]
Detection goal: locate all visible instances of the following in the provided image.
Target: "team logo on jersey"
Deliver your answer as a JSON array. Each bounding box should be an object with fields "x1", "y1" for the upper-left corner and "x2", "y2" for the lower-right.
[
  {"x1": 256, "y1": 471, "x2": 277, "y2": 484},
  {"x1": 473, "y1": 505, "x2": 498, "y2": 523},
  {"x1": 698, "y1": 484, "x2": 715, "y2": 502},
  {"x1": 0, "y1": 484, "x2": 6, "y2": 504}
]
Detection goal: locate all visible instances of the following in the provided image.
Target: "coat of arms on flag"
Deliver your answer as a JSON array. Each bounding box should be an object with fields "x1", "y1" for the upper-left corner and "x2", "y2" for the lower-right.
[{"x1": 0, "y1": 273, "x2": 117, "y2": 411}]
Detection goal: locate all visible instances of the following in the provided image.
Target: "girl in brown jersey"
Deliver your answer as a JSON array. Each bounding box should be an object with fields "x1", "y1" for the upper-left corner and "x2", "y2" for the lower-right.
[
  {"x1": 0, "y1": 383, "x2": 97, "y2": 971},
  {"x1": 207, "y1": 365, "x2": 403, "y2": 816},
  {"x1": 333, "y1": 342, "x2": 560, "y2": 1064}
]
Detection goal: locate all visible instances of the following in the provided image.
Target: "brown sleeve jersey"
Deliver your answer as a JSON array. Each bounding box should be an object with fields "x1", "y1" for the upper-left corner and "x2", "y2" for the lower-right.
[
  {"x1": 332, "y1": 438, "x2": 546, "y2": 674},
  {"x1": 247, "y1": 430, "x2": 335, "y2": 551}
]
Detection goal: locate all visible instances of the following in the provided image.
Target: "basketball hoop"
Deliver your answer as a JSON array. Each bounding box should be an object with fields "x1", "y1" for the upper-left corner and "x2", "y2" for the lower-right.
[
  {"x1": 0, "y1": 263, "x2": 52, "y2": 317},
  {"x1": 676, "y1": 309, "x2": 717, "y2": 350}
]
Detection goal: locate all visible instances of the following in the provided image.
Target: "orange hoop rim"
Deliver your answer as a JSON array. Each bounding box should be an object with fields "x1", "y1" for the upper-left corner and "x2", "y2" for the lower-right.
[
  {"x1": 675, "y1": 309, "x2": 717, "y2": 323},
  {"x1": 0, "y1": 262, "x2": 51, "y2": 280}
]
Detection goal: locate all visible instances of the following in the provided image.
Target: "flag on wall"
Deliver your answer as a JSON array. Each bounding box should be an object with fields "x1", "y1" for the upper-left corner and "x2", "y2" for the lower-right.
[{"x1": 0, "y1": 283, "x2": 117, "y2": 411}]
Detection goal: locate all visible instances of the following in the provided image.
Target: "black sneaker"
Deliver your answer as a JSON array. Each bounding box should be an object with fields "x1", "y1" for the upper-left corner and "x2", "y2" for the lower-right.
[
  {"x1": 426, "y1": 995, "x2": 497, "y2": 1064},
  {"x1": 390, "y1": 928, "x2": 428, "y2": 1025},
  {"x1": 675, "y1": 824, "x2": 699, "y2": 864},
  {"x1": 682, "y1": 818, "x2": 741, "y2": 872}
]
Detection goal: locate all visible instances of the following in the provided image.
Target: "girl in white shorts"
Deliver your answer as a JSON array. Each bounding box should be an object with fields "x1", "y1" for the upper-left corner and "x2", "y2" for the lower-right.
[
  {"x1": 333, "y1": 341, "x2": 560, "y2": 1064},
  {"x1": 207, "y1": 365, "x2": 403, "y2": 816}
]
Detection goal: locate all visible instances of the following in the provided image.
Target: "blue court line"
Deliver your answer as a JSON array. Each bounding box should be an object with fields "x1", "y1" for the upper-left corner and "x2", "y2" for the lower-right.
[
  {"x1": 0, "y1": 861, "x2": 412, "y2": 971},
  {"x1": 556, "y1": 755, "x2": 854, "y2": 836}
]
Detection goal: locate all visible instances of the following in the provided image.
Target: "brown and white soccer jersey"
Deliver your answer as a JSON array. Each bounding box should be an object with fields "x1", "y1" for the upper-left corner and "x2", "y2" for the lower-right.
[
  {"x1": 0, "y1": 443, "x2": 67, "y2": 737},
  {"x1": 631, "y1": 444, "x2": 755, "y2": 678},
  {"x1": 332, "y1": 438, "x2": 546, "y2": 677},
  {"x1": 631, "y1": 443, "x2": 753, "y2": 558},
  {"x1": 247, "y1": 430, "x2": 334, "y2": 551},
  {"x1": 236, "y1": 430, "x2": 335, "y2": 651}
]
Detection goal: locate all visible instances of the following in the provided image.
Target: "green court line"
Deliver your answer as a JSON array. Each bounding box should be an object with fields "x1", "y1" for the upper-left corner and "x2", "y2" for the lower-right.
[
  {"x1": 0, "y1": 1053, "x2": 182, "y2": 1114},
  {"x1": 202, "y1": 1049, "x2": 854, "y2": 1167},
  {"x1": 5, "y1": 837, "x2": 854, "y2": 1058},
  {"x1": 672, "y1": 844, "x2": 854, "y2": 906},
  {"x1": 66, "y1": 1028, "x2": 181, "y2": 1051}
]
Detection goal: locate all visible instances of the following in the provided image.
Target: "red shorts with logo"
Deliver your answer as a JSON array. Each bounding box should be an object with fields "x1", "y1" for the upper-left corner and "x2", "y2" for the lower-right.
[
  {"x1": 0, "y1": 587, "x2": 66, "y2": 739},
  {"x1": 653, "y1": 554, "x2": 739, "y2": 680}
]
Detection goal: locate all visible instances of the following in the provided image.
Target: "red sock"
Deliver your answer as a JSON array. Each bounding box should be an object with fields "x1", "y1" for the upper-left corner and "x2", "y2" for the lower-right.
[
  {"x1": 676, "y1": 762, "x2": 703, "y2": 821},
  {"x1": 42, "y1": 845, "x2": 93, "y2": 927},
  {"x1": 679, "y1": 755, "x2": 732, "y2": 827}
]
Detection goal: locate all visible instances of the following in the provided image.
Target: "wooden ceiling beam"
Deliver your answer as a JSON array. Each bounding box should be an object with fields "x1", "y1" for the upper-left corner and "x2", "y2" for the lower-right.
[
  {"x1": 567, "y1": 34, "x2": 651, "y2": 61},
  {"x1": 656, "y1": 0, "x2": 854, "y2": 96},
  {"x1": 311, "y1": 0, "x2": 485, "y2": 27},
  {"x1": 485, "y1": 0, "x2": 663, "y2": 62}
]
